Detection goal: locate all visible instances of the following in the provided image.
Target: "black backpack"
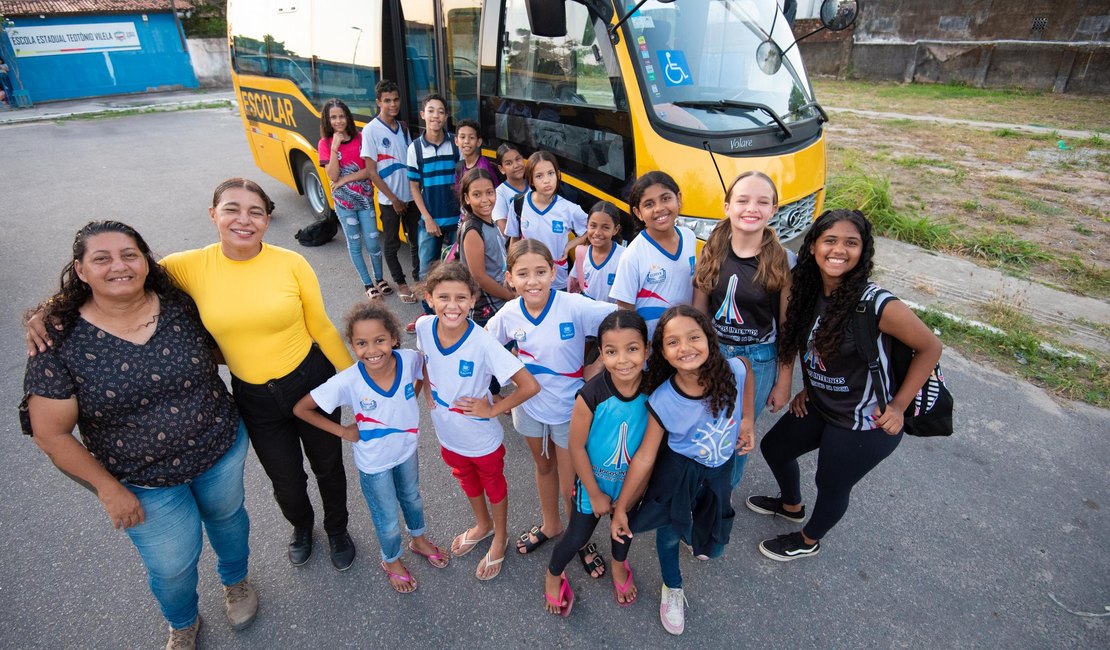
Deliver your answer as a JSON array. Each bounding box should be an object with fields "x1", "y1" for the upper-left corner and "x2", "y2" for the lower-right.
[
  {"x1": 294, "y1": 215, "x2": 339, "y2": 247},
  {"x1": 853, "y1": 285, "x2": 954, "y2": 437}
]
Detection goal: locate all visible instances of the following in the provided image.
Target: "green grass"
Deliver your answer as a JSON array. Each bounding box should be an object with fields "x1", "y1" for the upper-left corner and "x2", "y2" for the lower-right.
[
  {"x1": 825, "y1": 167, "x2": 951, "y2": 249},
  {"x1": 63, "y1": 101, "x2": 232, "y2": 121},
  {"x1": 957, "y1": 233, "x2": 1053, "y2": 269},
  {"x1": 874, "y1": 80, "x2": 1033, "y2": 101},
  {"x1": 918, "y1": 308, "x2": 1109, "y2": 408},
  {"x1": 1058, "y1": 255, "x2": 1110, "y2": 299}
]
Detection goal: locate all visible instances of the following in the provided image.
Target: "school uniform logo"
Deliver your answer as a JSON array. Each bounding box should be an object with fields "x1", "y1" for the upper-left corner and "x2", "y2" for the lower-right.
[
  {"x1": 552, "y1": 221, "x2": 564, "y2": 234},
  {"x1": 512, "y1": 328, "x2": 528, "y2": 342},
  {"x1": 459, "y1": 360, "x2": 475, "y2": 377},
  {"x1": 604, "y1": 422, "x2": 632, "y2": 470},
  {"x1": 714, "y1": 275, "x2": 744, "y2": 325},
  {"x1": 607, "y1": 273, "x2": 616, "y2": 286},
  {"x1": 360, "y1": 397, "x2": 378, "y2": 411},
  {"x1": 382, "y1": 137, "x2": 391, "y2": 148},
  {"x1": 689, "y1": 256, "x2": 697, "y2": 275},
  {"x1": 559, "y1": 322, "x2": 575, "y2": 340},
  {"x1": 645, "y1": 265, "x2": 667, "y2": 284},
  {"x1": 404, "y1": 383, "x2": 415, "y2": 399}
]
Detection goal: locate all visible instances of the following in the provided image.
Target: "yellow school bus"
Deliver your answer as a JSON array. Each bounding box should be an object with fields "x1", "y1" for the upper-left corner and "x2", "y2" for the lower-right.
[{"x1": 228, "y1": 0, "x2": 856, "y2": 246}]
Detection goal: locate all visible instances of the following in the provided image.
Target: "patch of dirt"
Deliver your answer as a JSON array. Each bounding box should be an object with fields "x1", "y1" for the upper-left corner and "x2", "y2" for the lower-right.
[{"x1": 823, "y1": 110, "x2": 1110, "y2": 298}]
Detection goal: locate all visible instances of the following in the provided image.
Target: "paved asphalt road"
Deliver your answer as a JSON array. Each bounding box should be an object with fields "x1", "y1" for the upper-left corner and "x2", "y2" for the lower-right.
[{"x1": 1, "y1": 109, "x2": 1106, "y2": 648}]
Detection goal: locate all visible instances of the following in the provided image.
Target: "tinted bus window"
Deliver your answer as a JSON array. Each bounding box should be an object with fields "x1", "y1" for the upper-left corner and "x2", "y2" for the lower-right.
[
  {"x1": 400, "y1": 0, "x2": 438, "y2": 124},
  {"x1": 443, "y1": 0, "x2": 481, "y2": 122}
]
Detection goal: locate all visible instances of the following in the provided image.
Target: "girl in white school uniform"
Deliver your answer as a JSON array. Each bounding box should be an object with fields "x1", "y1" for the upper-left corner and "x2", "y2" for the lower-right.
[{"x1": 610, "y1": 171, "x2": 697, "y2": 339}]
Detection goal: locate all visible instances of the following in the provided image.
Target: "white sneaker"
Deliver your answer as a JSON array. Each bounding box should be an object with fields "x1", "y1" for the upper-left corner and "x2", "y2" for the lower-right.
[{"x1": 659, "y1": 585, "x2": 687, "y2": 635}]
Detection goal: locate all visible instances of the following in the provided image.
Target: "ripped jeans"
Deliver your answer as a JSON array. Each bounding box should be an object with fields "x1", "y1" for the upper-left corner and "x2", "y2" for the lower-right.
[{"x1": 335, "y1": 205, "x2": 383, "y2": 286}]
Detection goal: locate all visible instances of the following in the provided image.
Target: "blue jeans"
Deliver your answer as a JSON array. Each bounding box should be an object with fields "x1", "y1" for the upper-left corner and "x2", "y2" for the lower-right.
[
  {"x1": 720, "y1": 341, "x2": 778, "y2": 489},
  {"x1": 416, "y1": 222, "x2": 457, "y2": 281},
  {"x1": 656, "y1": 522, "x2": 725, "y2": 589},
  {"x1": 335, "y1": 205, "x2": 383, "y2": 286},
  {"x1": 124, "y1": 422, "x2": 250, "y2": 629},
  {"x1": 358, "y1": 451, "x2": 427, "y2": 562}
]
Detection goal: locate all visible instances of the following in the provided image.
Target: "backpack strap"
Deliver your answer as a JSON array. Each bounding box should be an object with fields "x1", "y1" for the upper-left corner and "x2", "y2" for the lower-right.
[
  {"x1": 853, "y1": 286, "x2": 889, "y2": 413},
  {"x1": 513, "y1": 193, "x2": 526, "y2": 222},
  {"x1": 413, "y1": 135, "x2": 425, "y2": 189}
]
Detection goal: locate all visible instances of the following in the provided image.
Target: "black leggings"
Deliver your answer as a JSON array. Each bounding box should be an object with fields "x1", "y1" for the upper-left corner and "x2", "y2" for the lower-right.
[
  {"x1": 547, "y1": 509, "x2": 633, "y2": 576},
  {"x1": 760, "y1": 409, "x2": 901, "y2": 540}
]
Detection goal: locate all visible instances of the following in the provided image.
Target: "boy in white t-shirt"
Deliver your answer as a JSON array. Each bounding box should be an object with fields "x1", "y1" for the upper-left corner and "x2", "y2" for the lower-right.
[{"x1": 414, "y1": 263, "x2": 540, "y2": 581}]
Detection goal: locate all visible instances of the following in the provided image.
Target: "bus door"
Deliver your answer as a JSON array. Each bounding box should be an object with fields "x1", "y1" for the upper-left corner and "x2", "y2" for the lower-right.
[
  {"x1": 479, "y1": 0, "x2": 633, "y2": 214},
  {"x1": 393, "y1": 0, "x2": 482, "y2": 132}
]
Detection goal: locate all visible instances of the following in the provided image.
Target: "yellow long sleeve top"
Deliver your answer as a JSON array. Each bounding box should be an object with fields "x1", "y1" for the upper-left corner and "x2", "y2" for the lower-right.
[{"x1": 162, "y1": 243, "x2": 353, "y2": 383}]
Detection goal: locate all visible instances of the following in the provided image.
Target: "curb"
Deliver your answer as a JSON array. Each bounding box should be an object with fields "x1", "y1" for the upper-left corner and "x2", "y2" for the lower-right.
[{"x1": 0, "y1": 98, "x2": 238, "y2": 125}]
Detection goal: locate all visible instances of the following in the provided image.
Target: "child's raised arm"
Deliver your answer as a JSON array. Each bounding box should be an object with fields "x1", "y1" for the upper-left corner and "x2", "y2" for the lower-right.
[
  {"x1": 567, "y1": 396, "x2": 609, "y2": 515},
  {"x1": 610, "y1": 412, "x2": 666, "y2": 542},
  {"x1": 293, "y1": 393, "x2": 360, "y2": 442}
]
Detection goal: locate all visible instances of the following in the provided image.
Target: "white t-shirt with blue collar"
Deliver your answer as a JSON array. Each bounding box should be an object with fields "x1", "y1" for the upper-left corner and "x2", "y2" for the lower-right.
[
  {"x1": 504, "y1": 193, "x2": 588, "y2": 290},
  {"x1": 610, "y1": 226, "x2": 697, "y2": 338},
  {"x1": 486, "y1": 290, "x2": 616, "y2": 424}
]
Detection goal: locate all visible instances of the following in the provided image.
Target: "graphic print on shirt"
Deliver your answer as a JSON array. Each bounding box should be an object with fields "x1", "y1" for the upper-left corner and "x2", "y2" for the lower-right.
[
  {"x1": 517, "y1": 348, "x2": 584, "y2": 379},
  {"x1": 713, "y1": 274, "x2": 744, "y2": 325},
  {"x1": 634, "y1": 286, "x2": 673, "y2": 323},
  {"x1": 603, "y1": 422, "x2": 632, "y2": 470},
  {"x1": 353, "y1": 411, "x2": 419, "y2": 441},
  {"x1": 692, "y1": 412, "x2": 737, "y2": 466},
  {"x1": 428, "y1": 379, "x2": 489, "y2": 421}
]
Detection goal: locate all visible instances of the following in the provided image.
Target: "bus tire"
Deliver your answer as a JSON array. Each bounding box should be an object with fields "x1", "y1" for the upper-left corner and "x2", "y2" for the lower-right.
[{"x1": 299, "y1": 157, "x2": 331, "y2": 221}]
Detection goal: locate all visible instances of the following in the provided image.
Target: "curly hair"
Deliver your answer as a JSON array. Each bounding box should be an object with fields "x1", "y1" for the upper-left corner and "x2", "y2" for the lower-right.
[
  {"x1": 644, "y1": 305, "x2": 738, "y2": 418},
  {"x1": 344, "y1": 302, "x2": 402, "y2": 348},
  {"x1": 778, "y1": 209, "x2": 875, "y2": 364},
  {"x1": 693, "y1": 171, "x2": 789, "y2": 295},
  {"x1": 35, "y1": 221, "x2": 188, "y2": 343}
]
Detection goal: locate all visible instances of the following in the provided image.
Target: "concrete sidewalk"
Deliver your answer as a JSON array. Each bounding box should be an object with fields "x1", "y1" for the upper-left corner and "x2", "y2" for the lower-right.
[
  {"x1": 0, "y1": 88, "x2": 237, "y2": 125},
  {"x1": 4, "y1": 88, "x2": 1106, "y2": 353}
]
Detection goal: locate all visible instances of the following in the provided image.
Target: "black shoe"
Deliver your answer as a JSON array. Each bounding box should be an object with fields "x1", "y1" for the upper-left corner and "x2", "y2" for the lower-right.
[
  {"x1": 329, "y1": 532, "x2": 356, "y2": 571},
  {"x1": 745, "y1": 495, "x2": 806, "y2": 523},
  {"x1": 288, "y1": 526, "x2": 313, "y2": 566},
  {"x1": 758, "y1": 532, "x2": 820, "y2": 562}
]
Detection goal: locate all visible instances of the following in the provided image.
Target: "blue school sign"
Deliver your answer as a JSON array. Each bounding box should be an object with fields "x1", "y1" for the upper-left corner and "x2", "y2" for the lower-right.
[{"x1": 3, "y1": 12, "x2": 196, "y2": 103}]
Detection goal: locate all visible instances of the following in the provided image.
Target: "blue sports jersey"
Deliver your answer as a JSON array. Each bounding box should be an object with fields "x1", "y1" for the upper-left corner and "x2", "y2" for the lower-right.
[{"x1": 574, "y1": 370, "x2": 649, "y2": 515}]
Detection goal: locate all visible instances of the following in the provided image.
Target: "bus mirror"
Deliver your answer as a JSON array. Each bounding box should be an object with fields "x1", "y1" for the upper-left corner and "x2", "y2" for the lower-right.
[
  {"x1": 526, "y1": 0, "x2": 567, "y2": 38},
  {"x1": 756, "y1": 39, "x2": 784, "y2": 75},
  {"x1": 819, "y1": 0, "x2": 858, "y2": 31}
]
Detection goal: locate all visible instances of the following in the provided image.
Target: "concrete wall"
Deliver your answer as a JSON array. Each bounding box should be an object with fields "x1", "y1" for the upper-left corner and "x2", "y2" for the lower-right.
[
  {"x1": 794, "y1": 1, "x2": 1110, "y2": 93},
  {"x1": 187, "y1": 37, "x2": 231, "y2": 87}
]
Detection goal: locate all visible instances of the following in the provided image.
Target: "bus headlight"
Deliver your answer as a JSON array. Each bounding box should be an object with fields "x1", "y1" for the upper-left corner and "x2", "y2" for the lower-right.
[{"x1": 675, "y1": 215, "x2": 720, "y2": 241}]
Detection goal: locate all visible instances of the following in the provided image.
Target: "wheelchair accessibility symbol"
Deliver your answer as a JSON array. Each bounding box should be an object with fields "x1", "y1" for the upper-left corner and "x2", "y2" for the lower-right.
[{"x1": 658, "y1": 50, "x2": 692, "y2": 87}]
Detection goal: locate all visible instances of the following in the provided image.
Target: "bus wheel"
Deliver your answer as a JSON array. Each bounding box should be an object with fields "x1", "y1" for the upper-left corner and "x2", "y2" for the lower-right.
[{"x1": 299, "y1": 158, "x2": 331, "y2": 220}]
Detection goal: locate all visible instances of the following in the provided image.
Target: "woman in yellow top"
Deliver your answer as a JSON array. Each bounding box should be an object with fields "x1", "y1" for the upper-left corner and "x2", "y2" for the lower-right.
[
  {"x1": 159, "y1": 178, "x2": 357, "y2": 570},
  {"x1": 28, "y1": 178, "x2": 357, "y2": 571}
]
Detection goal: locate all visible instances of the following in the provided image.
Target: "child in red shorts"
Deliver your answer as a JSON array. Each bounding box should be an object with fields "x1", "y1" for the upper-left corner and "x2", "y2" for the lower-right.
[{"x1": 414, "y1": 262, "x2": 540, "y2": 579}]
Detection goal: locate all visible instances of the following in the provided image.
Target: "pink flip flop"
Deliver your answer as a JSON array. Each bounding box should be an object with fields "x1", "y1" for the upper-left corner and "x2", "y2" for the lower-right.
[
  {"x1": 409, "y1": 541, "x2": 449, "y2": 568},
  {"x1": 612, "y1": 560, "x2": 636, "y2": 607},
  {"x1": 380, "y1": 560, "x2": 417, "y2": 593},
  {"x1": 544, "y1": 575, "x2": 575, "y2": 617}
]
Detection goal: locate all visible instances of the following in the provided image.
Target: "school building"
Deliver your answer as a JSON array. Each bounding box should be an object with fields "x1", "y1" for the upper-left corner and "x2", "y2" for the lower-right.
[{"x1": 0, "y1": 0, "x2": 198, "y2": 105}]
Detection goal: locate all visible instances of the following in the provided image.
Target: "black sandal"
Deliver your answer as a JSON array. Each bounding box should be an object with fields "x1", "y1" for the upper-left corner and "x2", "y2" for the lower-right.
[
  {"x1": 578, "y1": 542, "x2": 606, "y2": 579},
  {"x1": 516, "y1": 525, "x2": 550, "y2": 554}
]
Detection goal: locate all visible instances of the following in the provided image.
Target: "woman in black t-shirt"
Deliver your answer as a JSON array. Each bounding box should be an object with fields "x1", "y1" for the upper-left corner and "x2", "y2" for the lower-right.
[
  {"x1": 745, "y1": 210, "x2": 941, "y2": 561},
  {"x1": 21, "y1": 221, "x2": 257, "y2": 647}
]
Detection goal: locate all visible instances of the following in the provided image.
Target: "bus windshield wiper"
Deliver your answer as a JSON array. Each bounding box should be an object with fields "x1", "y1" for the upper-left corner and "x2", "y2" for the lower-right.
[
  {"x1": 673, "y1": 99, "x2": 792, "y2": 138},
  {"x1": 789, "y1": 100, "x2": 829, "y2": 123}
]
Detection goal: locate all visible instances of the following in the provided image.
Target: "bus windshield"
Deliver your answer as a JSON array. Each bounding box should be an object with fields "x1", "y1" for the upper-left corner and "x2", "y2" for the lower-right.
[{"x1": 623, "y1": 0, "x2": 817, "y2": 133}]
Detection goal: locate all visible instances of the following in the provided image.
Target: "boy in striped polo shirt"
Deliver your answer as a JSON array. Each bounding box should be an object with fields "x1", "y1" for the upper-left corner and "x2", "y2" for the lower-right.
[{"x1": 407, "y1": 94, "x2": 461, "y2": 281}]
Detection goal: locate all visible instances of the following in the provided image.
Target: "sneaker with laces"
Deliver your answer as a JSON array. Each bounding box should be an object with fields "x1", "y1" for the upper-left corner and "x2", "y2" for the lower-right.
[
  {"x1": 166, "y1": 615, "x2": 201, "y2": 650},
  {"x1": 224, "y1": 577, "x2": 258, "y2": 630},
  {"x1": 329, "y1": 531, "x2": 357, "y2": 571},
  {"x1": 759, "y1": 531, "x2": 820, "y2": 561},
  {"x1": 745, "y1": 495, "x2": 806, "y2": 523},
  {"x1": 659, "y1": 585, "x2": 687, "y2": 635}
]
